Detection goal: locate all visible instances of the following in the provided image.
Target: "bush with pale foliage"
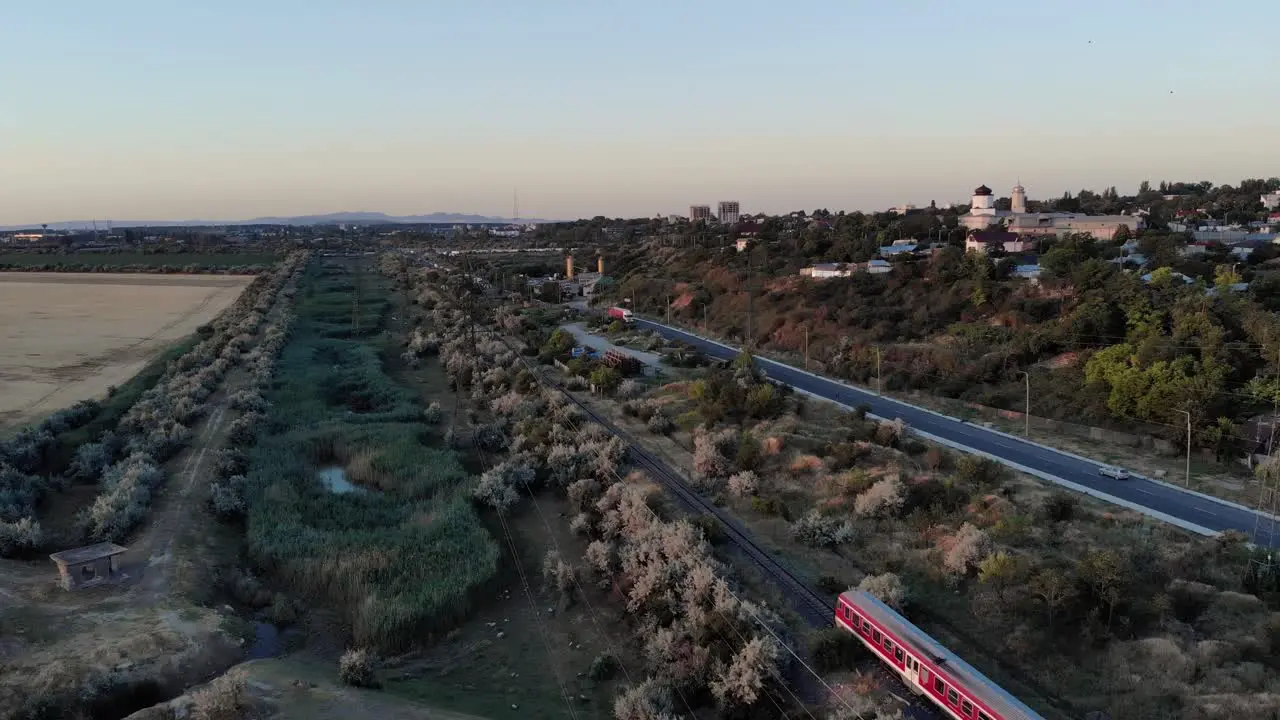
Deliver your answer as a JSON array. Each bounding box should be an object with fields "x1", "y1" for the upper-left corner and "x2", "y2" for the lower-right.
[
  {"x1": 791, "y1": 509, "x2": 856, "y2": 549},
  {"x1": 543, "y1": 549, "x2": 577, "y2": 599},
  {"x1": 614, "y1": 678, "x2": 679, "y2": 720},
  {"x1": 339, "y1": 647, "x2": 380, "y2": 688},
  {"x1": 710, "y1": 635, "x2": 782, "y2": 707},
  {"x1": 693, "y1": 428, "x2": 736, "y2": 486},
  {"x1": 727, "y1": 471, "x2": 758, "y2": 498},
  {"x1": 857, "y1": 572, "x2": 907, "y2": 610},
  {"x1": 854, "y1": 477, "x2": 905, "y2": 518},
  {"x1": 942, "y1": 522, "x2": 990, "y2": 577}
]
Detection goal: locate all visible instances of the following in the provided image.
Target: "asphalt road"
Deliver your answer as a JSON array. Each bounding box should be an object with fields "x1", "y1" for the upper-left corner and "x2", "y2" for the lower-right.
[{"x1": 634, "y1": 318, "x2": 1278, "y2": 547}]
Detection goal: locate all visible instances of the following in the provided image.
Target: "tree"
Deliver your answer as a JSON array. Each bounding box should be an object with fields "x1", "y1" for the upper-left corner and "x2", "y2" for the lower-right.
[
  {"x1": 1078, "y1": 548, "x2": 1127, "y2": 631},
  {"x1": 1030, "y1": 568, "x2": 1075, "y2": 631},
  {"x1": 978, "y1": 551, "x2": 1026, "y2": 604},
  {"x1": 709, "y1": 635, "x2": 780, "y2": 707},
  {"x1": 589, "y1": 366, "x2": 621, "y2": 392}
]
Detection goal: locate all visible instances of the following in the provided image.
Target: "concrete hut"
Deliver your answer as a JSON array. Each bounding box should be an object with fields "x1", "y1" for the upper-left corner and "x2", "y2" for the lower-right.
[{"x1": 48, "y1": 542, "x2": 128, "y2": 591}]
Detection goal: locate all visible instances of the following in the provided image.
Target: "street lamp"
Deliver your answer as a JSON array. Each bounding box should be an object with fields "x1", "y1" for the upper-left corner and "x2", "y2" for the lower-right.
[{"x1": 1177, "y1": 410, "x2": 1192, "y2": 488}]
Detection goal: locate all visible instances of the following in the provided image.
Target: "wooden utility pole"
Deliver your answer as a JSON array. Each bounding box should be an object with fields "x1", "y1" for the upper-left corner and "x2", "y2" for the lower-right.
[{"x1": 875, "y1": 346, "x2": 882, "y2": 395}]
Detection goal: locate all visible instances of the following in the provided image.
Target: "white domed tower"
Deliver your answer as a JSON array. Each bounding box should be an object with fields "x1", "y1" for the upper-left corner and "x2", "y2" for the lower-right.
[
  {"x1": 1011, "y1": 182, "x2": 1027, "y2": 214},
  {"x1": 971, "y1": 185, "x2": 995, "y2": 213}
]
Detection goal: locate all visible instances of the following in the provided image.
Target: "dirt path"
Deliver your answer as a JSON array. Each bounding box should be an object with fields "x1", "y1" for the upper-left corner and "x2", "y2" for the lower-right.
[{"x1": 126, "y1": 396, "x2": 238, "y2": 600}]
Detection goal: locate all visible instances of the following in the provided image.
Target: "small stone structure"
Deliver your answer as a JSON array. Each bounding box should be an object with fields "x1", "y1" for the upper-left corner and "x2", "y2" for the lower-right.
[{"x1": 49, "y1": 542, "x2": 128, "y2": 591}]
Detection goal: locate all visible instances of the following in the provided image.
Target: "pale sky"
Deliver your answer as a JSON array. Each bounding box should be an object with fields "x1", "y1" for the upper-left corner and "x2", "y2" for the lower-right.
[{"x1": 2, "y1": 1, "x2": 1278, "y2": 224}]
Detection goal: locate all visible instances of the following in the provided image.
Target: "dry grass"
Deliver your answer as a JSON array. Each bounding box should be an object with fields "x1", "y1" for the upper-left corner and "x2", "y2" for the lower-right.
[
  {"x1": 0, "y1": 272, "x2": 252, "y2": 430},
  {"x1": 0, "y1": 603, "x2": 243, "y2": 719}
]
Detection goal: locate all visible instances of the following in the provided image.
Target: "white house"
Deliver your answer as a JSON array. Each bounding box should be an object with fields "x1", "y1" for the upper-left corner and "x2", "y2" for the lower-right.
[{"x1": 864, "y1": 259, "x2": 892, "y2": 275}]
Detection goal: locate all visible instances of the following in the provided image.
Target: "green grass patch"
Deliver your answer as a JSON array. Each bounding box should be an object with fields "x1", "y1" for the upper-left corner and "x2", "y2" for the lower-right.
[{"x1": 245, "y1": 259, "x2": 498, "y2": 652}]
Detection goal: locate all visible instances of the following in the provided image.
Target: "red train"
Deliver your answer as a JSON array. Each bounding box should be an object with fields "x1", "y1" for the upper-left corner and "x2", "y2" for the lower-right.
[{"x1": 836, "y1": 590, "x2": 1045, "y2": 720}]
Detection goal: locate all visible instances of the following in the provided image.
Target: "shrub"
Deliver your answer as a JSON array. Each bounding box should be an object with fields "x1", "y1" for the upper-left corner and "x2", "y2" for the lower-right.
[
  {"x1": 810, "y1": 627, "x2": 863, "y2": 672},
  {"x1": 0, "y1": 517, "x2": 42, "y2": 556},
  {"x1": 474, "y1": 423, "x2": 508, "y2": 452},
  {"x1": 423, "y1": 401, "x2": 443, "y2": 424},
  {"x1": 734, "y1": 433, "x2": 763, "y2": 471},
  {"x1": 1040, "y1": 491, "x2": 1079, "y2": 523},
  {"x1": 588, "y1": 653, "x2": 620, "y2": 681},
  {"x1": 646, "y1": 412, "x2": 673, "y2": 434},
  {"x1": 615, "y1": 678, "x2": 678, "y2": 720},
  {"x1": 709, "y1": 635, "x2": 781, "y2": 707},
  {"x1": 213, "y1": 448, "x2": 249, "y2": 479},
  {"x1": 954, "y1": 455, "x2": 1007, "y2": 490},
  {"x1": 727, "y1": 471, "x2": 758, "y2": 498},
  {"x1": 816, "y1": 575, "x2": 846, "y2": 595},
  {"x1": 858, "y1": 572, "x2": 907, "y2": 610},
  {"x1": 749, "y1": 496, "x2": 788, "y2": 518},
  {"x1": 339, "y1": 648, "x2": 380, "y2": 688},
  {"x1": 874, "y1": 418, "x2": 906, "y2": 447},
  {"x1": 854, "y1": 477, "x2": 905, "y2": 518},
  {"x1": 942, "y1": 522, "x2": 990, "y2": 577},
  {"x1": 543, "y1": 550, "x2": 577, "y2": 599},
  {"x1": 209, "y1": 475, "x2": 247, "y2": 520},
  {"x1": 693, "y1": 428, "x2": 736, "y2": 485},
  {"x1": 617, "y1": 379, "x2": 644, "y2": 399},
  {"x1": 791, "y1": 510, "x2": 855, "y2": 549},
  {"x1": 266, "y1": 592, "x2": 300, "y2": 627},
  {"x1": 924, "y1": 446, "x2": 946, "y2": 471}
]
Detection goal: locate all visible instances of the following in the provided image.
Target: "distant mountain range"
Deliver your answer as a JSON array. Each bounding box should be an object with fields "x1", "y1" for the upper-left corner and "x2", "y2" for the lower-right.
[{"x1": 0, "y1": 211, "x2": 557, "y2": 231}]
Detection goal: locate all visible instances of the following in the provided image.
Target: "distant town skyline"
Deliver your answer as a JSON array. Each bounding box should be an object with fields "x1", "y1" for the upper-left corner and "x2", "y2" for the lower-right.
[{"x1": 3, "y1": 1, "x2": 1278, "y2": 225}]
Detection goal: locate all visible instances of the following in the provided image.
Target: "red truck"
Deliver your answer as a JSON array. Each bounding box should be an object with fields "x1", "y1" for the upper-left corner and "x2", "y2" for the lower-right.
[{"x1": 607, "y1": 306, "x2": 634, "y2": 324}]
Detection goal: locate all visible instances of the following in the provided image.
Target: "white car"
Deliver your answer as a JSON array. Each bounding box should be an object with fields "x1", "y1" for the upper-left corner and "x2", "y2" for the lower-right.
[{"x1": 1098, "y1": 466, "x2": 1130, "y2": 480}]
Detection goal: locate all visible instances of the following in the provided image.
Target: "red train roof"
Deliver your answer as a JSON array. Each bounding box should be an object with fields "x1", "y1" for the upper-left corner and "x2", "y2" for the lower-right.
[{"x1": 839, "y1": 590, "x2": 1046, "y2": 720}]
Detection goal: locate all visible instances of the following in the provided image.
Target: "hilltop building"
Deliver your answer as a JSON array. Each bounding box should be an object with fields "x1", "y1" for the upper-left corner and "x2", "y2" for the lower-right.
[
  {"x1": 689, "y1": 205, "x2": 712, "y2": 223},
  {"x1": 959, "y1": 183, "x2": 1142, "y2": 241},
  {"x1": 717, "y1": 201, "x2": 740, "y2": 225}
]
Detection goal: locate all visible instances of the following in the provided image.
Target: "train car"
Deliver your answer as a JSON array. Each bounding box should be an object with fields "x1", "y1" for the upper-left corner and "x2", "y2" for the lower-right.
[{"x1": 836, "y1": 590, "x2": 1045, "y2": 720}]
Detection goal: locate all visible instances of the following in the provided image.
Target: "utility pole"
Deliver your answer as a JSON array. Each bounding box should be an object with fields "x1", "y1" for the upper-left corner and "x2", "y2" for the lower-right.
[
  {"x1": 875, "y1": 346, "x2": 882, "y2": 395},
  {"x1": 746, "y1": 249, "x2": 754, "y2": 347},
  {"x1": 1020, "y1": 370, "x2": 1030, "y2": 437},
  {"x1": 1178, "y1": 410, "x2": 1192, "y2": 488}
]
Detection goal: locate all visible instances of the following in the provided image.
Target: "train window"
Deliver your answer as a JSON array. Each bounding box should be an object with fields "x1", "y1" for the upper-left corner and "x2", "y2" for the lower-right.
[
  {"x1": 933, "y1": 677, "x2": 945, "y2": 694},
  {"x1": 862, "y1": 620, "x2": 871, "y2": 633},
  {"x1": 978, "y1": 713, "x2": 992, "y2": 720},
  {"x1": 961, "y1": 700, "x2": 973, "y2": 716},
  {"x1": 894, "y1": 647, "x2": 904, "y2": 664},
  {"x1": 873, "y1": 630, "x2": 882, "y2": 644},
  {"x1": 948, "y1": 688, "x2": 959, "y2": 705},
  {"x1": 882, "y1": 638, "x2": 893, "y2": 652}
]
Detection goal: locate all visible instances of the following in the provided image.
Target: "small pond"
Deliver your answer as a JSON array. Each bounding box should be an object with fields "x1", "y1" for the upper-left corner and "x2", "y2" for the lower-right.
[
  {"x1": 246, "y1": 622, "x2": 281, "y2": 660},
  {"x1": 316, "y1": 466, "x2": 366, "y2": 494}
]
